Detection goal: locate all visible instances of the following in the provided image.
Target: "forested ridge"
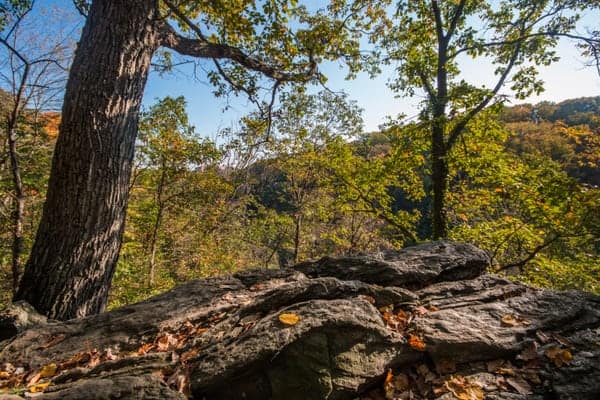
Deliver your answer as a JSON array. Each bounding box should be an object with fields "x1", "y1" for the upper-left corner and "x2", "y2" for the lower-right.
[{"x1": 2, "y1": 94, "x2": 599, "y2": 308}]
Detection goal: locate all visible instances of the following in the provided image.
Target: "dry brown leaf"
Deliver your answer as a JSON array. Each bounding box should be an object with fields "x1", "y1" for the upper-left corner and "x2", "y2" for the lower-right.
[
  {"x1": 486, "y1": 359, "x2": 505, "y2": 373},
  {"x1": 0, "y1": 371, "x2": 10, "y2": 379},
  {"x1": 536, "y1": 330, "x2": 550, "y2": 343},
  {"x1": 27, "y1": 372, "x2": 41, "y2": 386},
  {"x1": 359, "y1": 295, "x2": 376, "y2": 305},
  {"x1": 278, "y1": 313, "x2": 300, "y2": 326},
  {"x1": 496, "y1": 367, "x2": 515, "y2": 376},
  {"x1": 444, "y1": 375, "x2": 484, "y2": 400},
  {"x1": 156, "y1": 333, "x2": 178, "y2": 351},
  {"x1": 137, "y1": 343, "x2": 154, "y2": 355},
  {"x1": 379, "y1": 305, "x2": 393, "y2": 313},
  {"x1": 180, "y1": 349, "x2": 199, "y2": 364},
  {"x1": 408, "y1": 334, "x2": 427, "y2": 351},
  {"x1": 506, "y1": 376, "x2": 533, "y2": 395},
  {"x1": 518, "y1": 341, "x2": 539, "y2": 361},
  {"x1": 501, "y1": 314, "x2": 531, "y2": 327}
]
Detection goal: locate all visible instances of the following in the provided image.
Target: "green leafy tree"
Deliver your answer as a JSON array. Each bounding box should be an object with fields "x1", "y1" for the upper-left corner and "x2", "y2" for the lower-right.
[
  {"x1": 133, "y1": 96, "x2": 220, "y2": 286},
  {"x1": 379, "y1": 0, "x2": 600, "y2": 239},
  {"x1": 447, "y1": 111, "x2": 600, "y2": 294},
  {"x1": 15, "y1": 0, "x2": 388, "y2": 319}
]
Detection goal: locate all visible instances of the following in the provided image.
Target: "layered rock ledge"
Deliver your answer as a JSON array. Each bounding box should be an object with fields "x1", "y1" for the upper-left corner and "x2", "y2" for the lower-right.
[{"x1": 0, "y1": 241, "x2": 598, "y2": 399}]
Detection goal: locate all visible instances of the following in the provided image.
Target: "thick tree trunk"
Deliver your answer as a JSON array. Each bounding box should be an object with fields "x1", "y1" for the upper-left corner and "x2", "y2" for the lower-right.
[{"x1": 14, "y1": 0, "x2": 159, "y2": 320}]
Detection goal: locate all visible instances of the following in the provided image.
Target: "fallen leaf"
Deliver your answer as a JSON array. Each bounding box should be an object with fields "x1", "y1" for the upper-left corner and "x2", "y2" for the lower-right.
[
  {"x1": 506, "y1": 376, "x2": 532, "y2": 395},
  {"x1": 195, "y1": 327, "x2": 207, "y2": 335},
  {"x1": 384, "y1": 369, "x2": 393, "y2": 387},
  {"x1": 536, "y1": 330, "x2": 550, "y2": 343},
  {"x1": 39, "y1": 363, "x2": 57, "y2": 378},
  {"x1": 27, "y1": 372, "x2": 41, "y2": 386},
  {"x1": 0, "y1": 371, "x2": 10, "y2": 379},
  {"x1": 518, "y1": 341, "x2": 539, "y2": 361},
  {"x1": 379, "y1": 305, "x2": 393, "y2": 313},
  {"x1": 486, "y1": 359, "x2": 504, "y2": 373},
  {"x1": 553, "y1": 334, "x2": 573, "y2": 348},
  {"x1": 383, "y1": 369, "x2": 395, "y2": 400},
  {"x1": 408, "y1": 334, "x2": 427, "y2": 351},
  {"x1": 545, "y1": 346, "x2": 572, "y2": 367},
  {"x1": 28, "y1": 382, "x2": 50, "y2": 393},
  {"x1": 181, "y1": 349, "x2": 199, "y2": 364},
  {"x1": 444, "y1": 375, "x2": 484, "y2": 400},
  {"x1": 156, "y1": 333, "x2": 178, "y2": 351},
  {"x1": 501, "y1": 314, "x2": 531, "y2": 327},
  {"x1": 359, "y1": 295, "x2": 376, "y2": 305},
  {"x1": 496, "y1": 367, "x2": 515, "y2": 376},
  {"x1": 137, "y1": 343, "x2": 154, "y2": 355},
  {"x1": 278, "y1": 313, "x2": 300, "y2": 326}
]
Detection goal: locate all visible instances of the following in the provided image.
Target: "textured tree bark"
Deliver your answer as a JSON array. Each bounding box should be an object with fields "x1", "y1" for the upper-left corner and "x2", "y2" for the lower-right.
[
  {"x1": 430, "y1": 127, "x2": 448, "y2": 240},
  {"x1": 14, "y1": 0, "x2": 159, "y2": 320}
]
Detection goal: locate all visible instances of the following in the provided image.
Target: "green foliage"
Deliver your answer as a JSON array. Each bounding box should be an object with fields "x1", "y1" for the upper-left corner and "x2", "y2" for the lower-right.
[{"x1": 447, "y1": 111, "x2": 600, "y2": 294}]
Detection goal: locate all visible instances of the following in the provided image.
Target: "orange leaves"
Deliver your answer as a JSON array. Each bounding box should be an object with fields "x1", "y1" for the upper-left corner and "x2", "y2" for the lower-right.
[
  {"x1": 378, "y1": 303, "x2": 432, "y2": 353},
  {"x1": 408, "y1": 334, "x2": 427, "y2": 351},
  {"x1": 278, "y1": 313, "x2": 300, "y2": 326}
]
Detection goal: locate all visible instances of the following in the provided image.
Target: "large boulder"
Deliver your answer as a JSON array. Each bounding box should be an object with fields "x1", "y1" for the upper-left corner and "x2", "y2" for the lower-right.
[{"x1": 0, "y1": 241, "x2": 598, "y2": 399}]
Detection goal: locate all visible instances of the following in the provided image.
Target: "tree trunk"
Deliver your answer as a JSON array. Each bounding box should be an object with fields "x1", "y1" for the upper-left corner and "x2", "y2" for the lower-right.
[
  {"x1": 431, "y1": 34, "x2": 449, "y2": 240},
  {"x1": 14, "y1": 0, "x2": 159, "y2": 320},
  {"x1": 148, "y1": 167, "x2": 167, "y2": 286},
  {"x1": 7, "y1": 117, "x2": 25, "y2": 295},
  {"x1": 293, "y1": 213, "x2": 302, "y2": 263},
  {"x1": 6, "y1": 62, "x2": 29, "y2": 295},
  {"x1": 431, "y1": 125, "x2": 448, "y2": 240}
]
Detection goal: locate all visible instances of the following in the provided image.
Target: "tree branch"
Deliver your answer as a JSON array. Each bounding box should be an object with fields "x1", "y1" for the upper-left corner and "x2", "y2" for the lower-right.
[
  {"x1": 497, "y1": 234, "x2": 561, "y2": 271},
  {"x1": 158, "y1": 2, "x2": 317, "y2": 83},
  {"x1": 446, "y1": 40, "x2": 522, "y2": 150}
]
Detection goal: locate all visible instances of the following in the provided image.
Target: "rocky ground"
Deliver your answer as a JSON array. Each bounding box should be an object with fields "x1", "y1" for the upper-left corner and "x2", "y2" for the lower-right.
[{"x1": 0, "y1": 241, "x2": 599, "y2": 399}]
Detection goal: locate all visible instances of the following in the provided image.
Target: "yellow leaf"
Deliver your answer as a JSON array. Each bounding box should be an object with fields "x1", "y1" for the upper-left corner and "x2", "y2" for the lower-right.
[
  {"x1": 278, "y1": 313, "x2": 300, "y2": 326},
  {"x1": 545, "y1": 346, "x2": 572, "y2": 367},
  {"x1": 40, "y1": 363, "x2": 58, "y2": 378},
  {"x1": 28, "y1": 382, "x2": 50, "y2": 393}
]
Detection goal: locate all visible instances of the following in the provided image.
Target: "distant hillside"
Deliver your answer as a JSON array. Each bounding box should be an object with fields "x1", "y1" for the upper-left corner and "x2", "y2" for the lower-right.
[{"x1": 501, "y1": 96, "x2": 600, "y2": 127}]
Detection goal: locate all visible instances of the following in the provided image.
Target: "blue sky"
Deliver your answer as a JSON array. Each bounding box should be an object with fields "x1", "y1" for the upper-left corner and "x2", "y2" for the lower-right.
[{"x1": 32, "y1": 1, "x2": 600, "y2": 137}]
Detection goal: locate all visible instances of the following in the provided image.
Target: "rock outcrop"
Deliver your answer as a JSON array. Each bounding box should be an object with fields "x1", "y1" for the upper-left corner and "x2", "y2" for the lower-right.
[{"x1": 0, "y1": 241, "x2": 598, "y2": 399}]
